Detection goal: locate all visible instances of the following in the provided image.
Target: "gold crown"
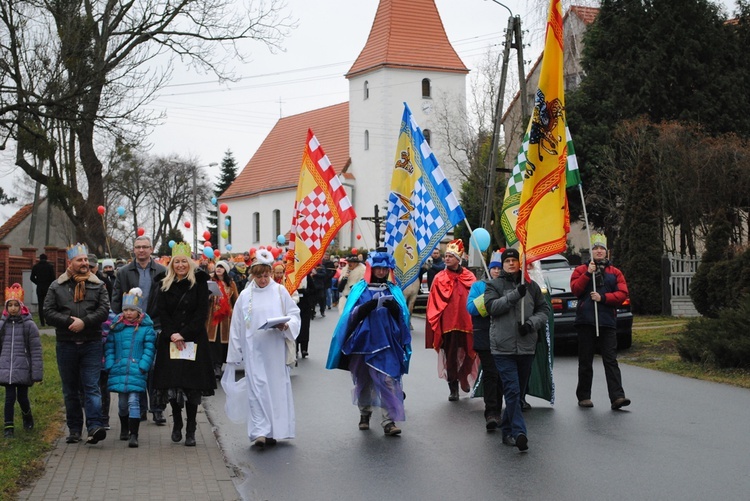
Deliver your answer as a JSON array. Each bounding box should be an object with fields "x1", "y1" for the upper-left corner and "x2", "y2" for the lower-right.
[
  {"x1": 172, "y1": 242, "x2": 192, "y2": 258},
  {"x1": 591, "y1": 233, "x2": 607, "y2": 249},
  {"x1": 67, "y1": 243, "x2": 89, "y2": 260},
  {"x1": 4, "y1": 283, "x2": 24, "y2": 303},
  {"x1": 445, "y1": 239, "x2": 464, "y2": 258}
]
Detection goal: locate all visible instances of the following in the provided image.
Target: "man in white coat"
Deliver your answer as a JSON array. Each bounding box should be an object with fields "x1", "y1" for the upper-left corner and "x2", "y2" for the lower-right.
[{"x1": 226, "y1": 249, "x2": 301, "y2": 448}]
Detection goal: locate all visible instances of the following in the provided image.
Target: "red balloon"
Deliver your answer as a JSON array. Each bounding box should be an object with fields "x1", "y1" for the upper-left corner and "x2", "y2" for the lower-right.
[
  {"x1": 249, "y1": 247, "x2": 256, "y2": 254},
  {"x1": 356, "y1": 234, "x2": 362, "y2": 240},
  {"x1": 184, "y1": 221, "x2": 191, "y2": 229},
  {"x1": 213, "y1": 249, "x2": 221, "y2": 258},
  {"x1": 259, "y1": 246, "x2": 265, "y2": 250},
  {"x1": 137, "y1": 227, "x2": 145, "y2": 237},
  {"x1": 271, "y1": 247, "x2": 282, "y2": 258},
  {"x1": 97, "y1": 205, "x2": 105, "y2": 215},
  {"x1": 351, "y1": 248, "x2": 358, "y2": 255},
  {"x1": 219, "y1": 203, "x2": 228, "y2": 214},
  {"x1": 204, "y1": 240, "x2": 212, "y2": 248},
  {"x1": 203, "y1": 230, "x2": 211, "y2": 241}
]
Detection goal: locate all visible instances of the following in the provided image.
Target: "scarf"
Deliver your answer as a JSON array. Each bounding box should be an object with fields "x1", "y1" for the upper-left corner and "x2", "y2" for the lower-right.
[{"x1": 68, "y1": 267, "x2": 91, "y2": 302}]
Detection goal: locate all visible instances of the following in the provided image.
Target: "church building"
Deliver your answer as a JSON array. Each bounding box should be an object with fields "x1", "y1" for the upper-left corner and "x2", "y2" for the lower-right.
[{"x1": 219, "y1": 0, "x2": 468, "y2": 252}]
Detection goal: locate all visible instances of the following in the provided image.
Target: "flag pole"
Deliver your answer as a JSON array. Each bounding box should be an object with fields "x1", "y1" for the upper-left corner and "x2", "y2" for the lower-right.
[
  {"x1": 463, "y1": 218, "x2": 490, "y2": 277},
  {"x1": 578, "y1": 184, "x2": 600, "y2": 337}
]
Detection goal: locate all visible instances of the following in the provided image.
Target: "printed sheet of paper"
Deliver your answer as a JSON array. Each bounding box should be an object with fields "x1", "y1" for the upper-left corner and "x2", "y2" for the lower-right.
[
  {"x1": 259, "y1": 316, "x2": 291, "y2": 330},
  {"x1": 169, "y1": 341, "x2": 197, "y2": 360}
]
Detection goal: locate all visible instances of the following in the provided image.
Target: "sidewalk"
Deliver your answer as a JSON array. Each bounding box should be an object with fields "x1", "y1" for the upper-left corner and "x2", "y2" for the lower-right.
[{"x1": 16, "y1": 400, "x2": 240, "y2": 500}]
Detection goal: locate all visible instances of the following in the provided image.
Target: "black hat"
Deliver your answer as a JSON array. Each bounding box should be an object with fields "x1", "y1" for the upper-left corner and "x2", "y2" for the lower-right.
[
  {"x1": 346, "y1": 255, "x2": 361, "y2": 263},
  {"x1": 501, "y1": 248, "x2": 520, "y2": 262}
]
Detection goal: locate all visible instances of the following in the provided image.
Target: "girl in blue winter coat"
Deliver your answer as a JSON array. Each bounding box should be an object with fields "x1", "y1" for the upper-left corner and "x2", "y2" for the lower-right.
[
  {"x1": 0, "y1": 284, "x2": 43, "y2": 438},
  {"x1": 104, "y1": 288, "x2": 156, "y2": 448}
]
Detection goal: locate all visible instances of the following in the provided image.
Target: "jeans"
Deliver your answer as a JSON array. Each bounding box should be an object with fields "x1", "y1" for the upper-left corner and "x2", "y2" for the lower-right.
[
  {"x1": 494, "y1": 354, "x2": 533, "y2": 439},
  {"x1": 118, "y1": 392, "x2": 142, "y2": 419},
  {"x1": 576, "y1": 324, "x2": 625, "y2": 402},
  {"x1": 57, "y1": 341, "x2": 104, "y2": 433}
]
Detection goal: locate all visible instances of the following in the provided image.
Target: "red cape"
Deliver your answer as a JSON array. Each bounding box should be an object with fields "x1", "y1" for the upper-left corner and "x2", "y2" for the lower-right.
[{"x1": 425, "y1": 267, "x2": 476, "y2": 351}]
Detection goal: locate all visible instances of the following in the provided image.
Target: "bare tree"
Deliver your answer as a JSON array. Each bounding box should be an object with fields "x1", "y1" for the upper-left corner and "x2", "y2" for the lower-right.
[{"x1": 0, "y1": 0, "x2": 294, "y2": 254}]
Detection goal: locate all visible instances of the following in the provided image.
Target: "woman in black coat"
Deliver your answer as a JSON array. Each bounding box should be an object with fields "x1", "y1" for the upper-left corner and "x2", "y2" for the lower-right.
[{"x1": 152, "y1": 244, "x2": 215, "y2": 447}]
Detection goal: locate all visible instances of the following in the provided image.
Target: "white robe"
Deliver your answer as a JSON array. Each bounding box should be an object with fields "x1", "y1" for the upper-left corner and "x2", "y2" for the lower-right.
[{"x1": 227, "y1": 280, "x2": 301, "y2": 441}]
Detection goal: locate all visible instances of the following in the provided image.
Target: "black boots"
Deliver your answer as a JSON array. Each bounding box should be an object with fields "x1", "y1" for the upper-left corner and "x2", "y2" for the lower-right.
[
  {"x1": 128, "y1": 418, "x2": 140, "y2": 448},
  {"x1": 3, "y1": 423, "x2": 13, "y2": 438},
  {"x1": 119, "y1": 415, "x2": 129, "y2": 440},
  {"x1": 184, "y1": 402, "x2": 197, "y2": 447},
  {"x1": 22, "y1": 410, "x2": 34, "y2": 431},
  {"x1": 171, "y1": 403, "x2": 183, "y2": 443},
  {"x1": 448, "y1": 381, "x2": 459, "y2": 401}
]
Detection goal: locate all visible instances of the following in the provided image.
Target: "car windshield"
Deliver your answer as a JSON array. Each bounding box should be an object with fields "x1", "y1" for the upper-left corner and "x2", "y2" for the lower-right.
[{"x1": 545, "y1": 269, "x2": 573, "y2": 293}]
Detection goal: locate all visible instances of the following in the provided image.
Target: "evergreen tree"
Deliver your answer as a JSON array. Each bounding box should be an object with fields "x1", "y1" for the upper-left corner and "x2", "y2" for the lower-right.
[
  {"x1": 157, "y1": 228, "x2": 186, "y2": 257},
  {"x1": 208, "y1": 149, "x2": 239, "y2": 245}
]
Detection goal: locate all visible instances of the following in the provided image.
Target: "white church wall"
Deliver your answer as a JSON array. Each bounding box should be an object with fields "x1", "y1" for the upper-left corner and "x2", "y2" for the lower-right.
[{"x1": 220, "y1": 190, "x2": 296, "y2": 253}]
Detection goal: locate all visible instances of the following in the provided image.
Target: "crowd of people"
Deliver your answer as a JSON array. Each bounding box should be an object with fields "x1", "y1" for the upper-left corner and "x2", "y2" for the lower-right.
[{"x1": 3, "y1": 232, "x2": 630, "y2": 456}]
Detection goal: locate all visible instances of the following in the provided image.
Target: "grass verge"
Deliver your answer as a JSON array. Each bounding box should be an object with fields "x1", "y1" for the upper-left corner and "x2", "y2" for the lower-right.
[
  {"x1": 621, "y1": 315, "x2": 750, "y2": 389},
  {"x1": 0, "y1": 333, "x2": 64, "y2": 501}
]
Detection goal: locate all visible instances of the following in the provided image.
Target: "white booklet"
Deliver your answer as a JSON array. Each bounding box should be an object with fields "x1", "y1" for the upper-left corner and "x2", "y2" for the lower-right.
[
  {"x1": 169, "y1": 341, "x2": 197, "y2": 360},
  {"x1": 259, "y1": 316, "x2": 291, "y2": 330}
]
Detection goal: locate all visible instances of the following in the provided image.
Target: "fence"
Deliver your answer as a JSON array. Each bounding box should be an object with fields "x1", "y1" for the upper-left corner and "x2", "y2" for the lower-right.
[
  {"x1": 663, "y1": 253, "x2": 700, "y2": 317},
  {"x1": 0, "y1": 245, "x2": 67, "y2": 303}
]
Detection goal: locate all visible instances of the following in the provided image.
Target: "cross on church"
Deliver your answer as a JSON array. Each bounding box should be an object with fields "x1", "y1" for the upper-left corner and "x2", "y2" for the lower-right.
[{"x1": 360, "y1": 204, "x2": 384, "y2": 247}]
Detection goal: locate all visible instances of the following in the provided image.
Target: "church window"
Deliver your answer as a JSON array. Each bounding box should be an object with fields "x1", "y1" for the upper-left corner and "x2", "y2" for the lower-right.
[
  {"x1": 253, "y1": 212, "x2": 260, "y2": 242},
  {"x1": 422, "y1": 78, "x2": 431, "y2": 98},
  {"x1": 364, "y1": 130, "x2": 370, "y2": 150}
]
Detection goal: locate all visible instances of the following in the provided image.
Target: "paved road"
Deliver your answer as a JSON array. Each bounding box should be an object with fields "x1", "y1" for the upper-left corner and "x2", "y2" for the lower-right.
[{"x1": 205, "y1": 309, "x2": 750, "y2": 501}]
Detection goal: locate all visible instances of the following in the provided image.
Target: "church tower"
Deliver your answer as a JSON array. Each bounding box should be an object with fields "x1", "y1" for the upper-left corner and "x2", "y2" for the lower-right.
[{"x1": 345, "y1": 0, "x2": 468, "y2": 247}]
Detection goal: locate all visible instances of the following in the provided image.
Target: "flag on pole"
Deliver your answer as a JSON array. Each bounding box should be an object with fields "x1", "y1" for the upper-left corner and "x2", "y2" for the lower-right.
[
  {"x1": 512, "y1": 0, "x2": 571, "y2": 262},
  {"x1": 384, "y1": 103, "x2": 465, "y2": 289},
  {"x1": 500, "y1": 123, "x2": 580, "y2": 246},
  {"x1": 285, "y1": 129, "x2": 356, "y2": 294}
]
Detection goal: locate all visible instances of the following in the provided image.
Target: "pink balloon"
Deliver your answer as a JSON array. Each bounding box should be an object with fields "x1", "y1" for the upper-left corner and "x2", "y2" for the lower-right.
[{"x1": 204, "y1": 240, "x2": 212, "y2": 248}]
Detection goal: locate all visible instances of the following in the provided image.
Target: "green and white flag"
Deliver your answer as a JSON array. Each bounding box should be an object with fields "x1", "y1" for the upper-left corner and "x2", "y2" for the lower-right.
[{"x1": 500, "y1": 122, "x2": 581, "y2": 245}]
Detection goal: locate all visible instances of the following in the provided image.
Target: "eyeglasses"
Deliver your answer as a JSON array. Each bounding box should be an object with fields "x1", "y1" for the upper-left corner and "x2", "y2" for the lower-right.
[{"x1": 134, "y1": 246, "x2": 151, "y2": 250}]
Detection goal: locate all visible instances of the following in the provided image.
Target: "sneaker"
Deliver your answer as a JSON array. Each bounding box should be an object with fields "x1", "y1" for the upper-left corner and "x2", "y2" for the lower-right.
[
  {"x1": 485, "y1": 416, "x2": 500, "y2": 431},
  {"x1": 384, "y1": 422, "x2": 401, "y2": 436},
  {"x1": 153, "y1": 410, "x2": 167, "y2": 425},
  {"x1": 521, "y1": 400, "x2": 532, "y2": 411},
  {"x1": 3, "y1": 426, "x2": 13, "y2": 438},
  {"x1": 66, "y1": 431, "x2": 82, "y2": 444},
  {"x1": 611, "y1": 397, "x2": 631, "y2": 410},
  {"x1": 578, "y1": 399, "x2": 594, "y2": 408},
  {"x1": 515, "y1": 433, "x2": 529, "y2": 452},
  {"x1": 359, "y1": 414, "x2": 370, "y2": 431},
  {"x1": 86, "y1": 426, "x2": 107, "y2": 445},
  {"x1": 502, "y1": 435, "x2": 516, "y2": 446}
]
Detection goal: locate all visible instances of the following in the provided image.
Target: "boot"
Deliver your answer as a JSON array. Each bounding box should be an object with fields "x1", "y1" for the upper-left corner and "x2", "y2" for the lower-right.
[
  {"x1": 119, "y1": 415, "x2": 129, "y2": 440},
  {"x1": 184, "y1": 402, "x2": 197, "y2": 446},
  {"x1": 3, "y1": 423, "x2": 13, "y2": 438},
  {"x1": 171, "y1": 403, "x2": 183, "y2": 443},
  {"x1": 448, "y1": 381, "x2": 459, "y2": 401},
  {"x1": 22, "y1": 410, "x2": 34, "y2": 431},
  {"x1": 128, "y1": 418, "x2": 140, "y2": 448}
]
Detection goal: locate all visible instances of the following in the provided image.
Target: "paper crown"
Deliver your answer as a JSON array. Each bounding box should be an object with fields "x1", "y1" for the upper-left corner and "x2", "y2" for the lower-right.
[
  {"x1": 367, "y1": 248, "x2": 396, "y2": 269},
  {"x1": 445, "y1": 239, "x2": 464, "y2": 258},
  {"x1": 122, "y1": 287, "x2": 143, "y2": 312},
  {"x1": 171, "y1": 242, "x2": 192, "y2": 258},
  {"x1": 591, "y1": 233, "x2": 607, "y2": 249},
  {"x1": 251, "y1": 249, "x2": 274, "y2": 268},
  {"x1": 67, "y1": 243, "x2": 89, "y2": 260},
  {"x1": 489, "y1": 250, "x2": 503, "y2": 268},
  {"x1": 4, "y1": 283, "x2": 24, "y2": 304}
]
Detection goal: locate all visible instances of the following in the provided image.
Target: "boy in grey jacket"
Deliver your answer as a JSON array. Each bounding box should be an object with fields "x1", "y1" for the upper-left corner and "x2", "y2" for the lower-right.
[{"x1": 484, "y1": 248, "x2": 549, "y2": 452}]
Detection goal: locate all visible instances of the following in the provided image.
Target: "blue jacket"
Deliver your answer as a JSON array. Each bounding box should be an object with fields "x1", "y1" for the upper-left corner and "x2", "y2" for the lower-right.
[
  {"x1": 104, "y1": 313, "x2": 156, "y2": 393},
  {"x1": 466, "y1": 280, "x2": 492, "y2": 351}
]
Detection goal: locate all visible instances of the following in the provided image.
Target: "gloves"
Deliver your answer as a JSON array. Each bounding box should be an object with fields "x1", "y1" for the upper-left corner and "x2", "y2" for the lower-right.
[
  {"x1": 353, "y1": 299, "x2": 378, "y2": 323},
  {"x1": 518, "y1": 320, "x2": 535, "y2": 336},
  {"x1": 516, "y1": 283, "x2": 527, "y2": 298},
  {"x1": 382, "y1": 298, "x2": 402, "y2": 321}
]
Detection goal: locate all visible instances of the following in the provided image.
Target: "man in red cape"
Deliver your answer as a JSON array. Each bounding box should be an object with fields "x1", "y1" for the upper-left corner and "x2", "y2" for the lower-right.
[{"x1": 425, "y1": 239, "x2": 479, "y2": 401}]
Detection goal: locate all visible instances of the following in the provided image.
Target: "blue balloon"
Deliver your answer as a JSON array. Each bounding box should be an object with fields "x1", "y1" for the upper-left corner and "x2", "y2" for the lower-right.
[
  {"x1": 203, "y1": 247, "x2": 214, "y2": 259},
  {"x1": 211, "y1": 197, "x2": 217, "y2": 205},
  {"x1": 116, "y1": 206, "x2": 126, "y2": 216},
  {"x1": 226, "y1": 244, "x2": 233, "y2": 251},
  {"x1": 224, "y1": 219, "x2": 231, "y2": 227},
  {"x1": 168, "y1": 240, "x2": 176, "y2": 249},
  {"x1": 470, "y1": 228, "x2": 491, "y2": 252},
  {"x1": 277, "y1": 234, "x2": 286, "y2": 245}
]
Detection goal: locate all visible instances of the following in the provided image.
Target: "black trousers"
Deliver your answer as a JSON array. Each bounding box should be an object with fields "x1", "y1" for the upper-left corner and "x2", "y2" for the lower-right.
[
  {"x1": 476, "y1": 349, "x2": 503, "y2": 418},
  {"x1": 576, "y1": 324, "x2": 625, "y2": 402}
]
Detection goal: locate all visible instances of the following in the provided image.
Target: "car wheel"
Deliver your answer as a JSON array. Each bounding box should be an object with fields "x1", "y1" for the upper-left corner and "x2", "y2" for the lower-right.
[{"x1": 617, "y1": 332, "x2": 632, "y2": 350}]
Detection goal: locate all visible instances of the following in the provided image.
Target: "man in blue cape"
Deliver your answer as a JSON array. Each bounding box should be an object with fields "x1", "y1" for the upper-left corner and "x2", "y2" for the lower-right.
[{"x1": 326, "y1": 247, "x2": 412, "y2": 436}]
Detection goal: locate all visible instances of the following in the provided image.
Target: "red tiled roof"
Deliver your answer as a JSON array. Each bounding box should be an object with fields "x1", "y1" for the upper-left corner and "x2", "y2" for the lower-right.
[
  {"x1": 569, "y1": 5, "x2": 599, "y2": 25},
  {"x1": 346, "y1": 0, "x2": 468, "y2": 78},
  {"x1": 221, "y1": 103, "x2": 350, "y2": 200},
  {"x1": 0, "y1": 202, "x2": 35, "y2": 241}
]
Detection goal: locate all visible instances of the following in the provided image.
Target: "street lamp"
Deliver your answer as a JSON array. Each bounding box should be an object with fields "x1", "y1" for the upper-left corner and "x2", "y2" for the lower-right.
[{"x1": 193, "y1": 162, "x2": 219, "y2": 256}]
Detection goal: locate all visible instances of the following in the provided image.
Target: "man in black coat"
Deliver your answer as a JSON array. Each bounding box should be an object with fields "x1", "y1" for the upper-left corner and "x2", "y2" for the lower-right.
[{"x1": 30, "y1": 254, "x2": 56, "y2": 326}]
